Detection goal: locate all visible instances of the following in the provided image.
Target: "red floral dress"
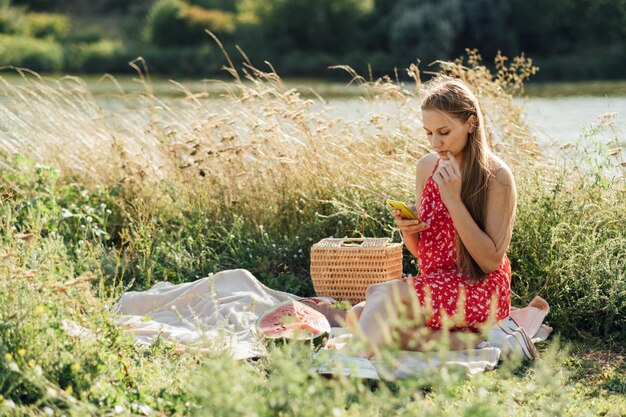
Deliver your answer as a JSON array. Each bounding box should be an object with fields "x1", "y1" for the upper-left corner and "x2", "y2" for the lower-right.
[{"x1": 402, "y1": 160, "x2": 511, "y2": 330}]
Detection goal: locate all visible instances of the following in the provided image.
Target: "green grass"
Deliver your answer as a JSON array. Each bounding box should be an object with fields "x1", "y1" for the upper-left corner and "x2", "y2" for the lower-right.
[{"x1": 0, "y1": 52, "x2": 624, "y2": 415}]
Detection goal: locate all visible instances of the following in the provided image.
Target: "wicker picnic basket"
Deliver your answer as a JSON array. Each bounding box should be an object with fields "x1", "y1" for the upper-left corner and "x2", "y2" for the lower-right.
[{"x1": 310, "y1": 237, "x2": 403, "y2": 305}]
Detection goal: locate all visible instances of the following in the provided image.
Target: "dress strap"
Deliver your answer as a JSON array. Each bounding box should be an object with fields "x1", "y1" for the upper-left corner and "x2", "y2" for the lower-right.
[{"x1": 431, "y1": 158, "x2": 440, "y2": 175}]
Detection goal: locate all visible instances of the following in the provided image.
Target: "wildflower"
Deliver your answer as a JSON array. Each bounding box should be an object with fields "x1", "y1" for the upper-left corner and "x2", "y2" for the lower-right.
[
  {"x1": 17, "y1": 348, "x2": 26, "y2": 357},
  {"x1": 71, "y1": 362, "x2": 81, "y2": 371},
  {"x1": 28, "y1": 359, "x2": 36, "y2": 368},
  {"x1": 132, "y1": 403, "x2": 154, "y2": 415},
  {"x1": 4, "y1": 353, "x2": 12, "y2": 361}
]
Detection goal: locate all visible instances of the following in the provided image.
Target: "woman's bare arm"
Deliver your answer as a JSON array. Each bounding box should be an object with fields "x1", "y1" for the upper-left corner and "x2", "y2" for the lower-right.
[{"x1": 394, "y1": 153, "x2": 437, "y2": 258}]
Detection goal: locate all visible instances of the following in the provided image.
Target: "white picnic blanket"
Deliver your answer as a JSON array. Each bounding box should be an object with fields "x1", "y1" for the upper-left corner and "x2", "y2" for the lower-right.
[
  {"x1": 110, "y1": 269, "x2": 552, "y2": 377},
  {"x1": 114, "y1": 269, "x2": 298, "y2": 359}
]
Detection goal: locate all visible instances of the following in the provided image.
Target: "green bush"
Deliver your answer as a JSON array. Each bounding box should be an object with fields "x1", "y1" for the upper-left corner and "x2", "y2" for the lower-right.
[
  {"x1": 65, "y1": 39, "x2": 125, "y2": 72},
  {"x1": 130, "y1": 43, "x2": 224, "y2": 75},
  {"x1": 145, "y1": 0, "x2": 234, "y2": 47},
  {"x1": 533, "y1": 49, "x2": 626, "y2": 81},
  {"x1": 0, "y1": 155, "x2": 121, "y2": 251},
  {"x1": 0, "y1": 279, "x2": 112, "y2": 408},
  {"x1": 0, "y1": 2, "x2": 24, "y2": 34},
  {"x1": 23, "y1": 12, "x2": 70, "y2": 40},
  {"x1": 0, "y1": 34, "x2": 63, "y2": 71},
  {"x1": 7, "y1": 0, "x2": 55, "y2": 10},
  {"x1": 0, "y1": 7, "x2": 69, "y2": 41},
  {"x1": 186, "y1": 5, "x2": 235, "y2": 35},
  {"x1": 144, "y1": 0, "x2": 191, "y2": 46},
  {"x1": 277, "y1": 50, "x2": 339, "y2": 77},
  {"x1": 190, "y1": 0, "x2": 237, "y2": 11},
  {"x1": 389, "y1": 0, "x2": 464, "y2": 64},
  {"x1": 242, "y1": 0, "x2": 371, "y2": 55},
  {"x1": 511, "y1": 168, "x2": 626, "y2": 343},
  {"x1": 67, "y1": 25, "x2": 102, "y2": 43}
]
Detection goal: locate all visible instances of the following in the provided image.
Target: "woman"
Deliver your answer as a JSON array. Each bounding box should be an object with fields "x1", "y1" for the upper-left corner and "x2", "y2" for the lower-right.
[{"x1": 345, "y1": 77, "x2": 547, "y2": 359}]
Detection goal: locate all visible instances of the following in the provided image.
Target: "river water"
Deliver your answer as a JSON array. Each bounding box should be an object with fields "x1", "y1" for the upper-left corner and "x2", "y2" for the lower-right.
[
  {"x1": 1, "y1": 74, "x2": 625, "y2": 160},
  {"x1": 323, "y1": 95, "x2": 625, "y2": 145}
]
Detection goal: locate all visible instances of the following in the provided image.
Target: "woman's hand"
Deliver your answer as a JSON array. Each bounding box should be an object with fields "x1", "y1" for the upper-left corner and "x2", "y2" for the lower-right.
[
  {"x1": 433, "y1": 152, "x2": 462, "y2": 205},
  {"x1": 391, "y1": 205, "x2": 429, "y2": 236}
]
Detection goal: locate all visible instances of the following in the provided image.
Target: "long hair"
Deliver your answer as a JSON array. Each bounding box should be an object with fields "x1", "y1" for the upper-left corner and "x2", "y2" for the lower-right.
[{"x1": 421, "y1": 77, "x2": 493, "y2": 282}]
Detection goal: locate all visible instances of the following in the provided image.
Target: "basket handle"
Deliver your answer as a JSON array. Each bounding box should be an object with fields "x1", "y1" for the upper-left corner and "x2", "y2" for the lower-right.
[{"x1": 322, "y1": 237, "x2": 392, "y2": 248}]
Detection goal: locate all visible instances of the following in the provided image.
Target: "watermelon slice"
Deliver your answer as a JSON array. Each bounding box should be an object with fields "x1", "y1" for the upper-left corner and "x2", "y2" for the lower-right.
[{"x1": 256, "y1": 299, "x2": 331, "y2": 340}]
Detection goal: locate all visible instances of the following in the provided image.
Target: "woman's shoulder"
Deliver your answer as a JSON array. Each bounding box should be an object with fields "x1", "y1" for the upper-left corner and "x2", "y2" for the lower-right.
[
  {"x1": 488, "y1": 154, "x2": 515, "y2": 187},
  {"x1": 416, "y1": 152, "x2": 438, "y2": 178}
]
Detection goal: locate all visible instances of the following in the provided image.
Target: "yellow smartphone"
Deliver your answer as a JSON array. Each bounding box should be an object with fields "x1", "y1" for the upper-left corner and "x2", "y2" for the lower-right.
[{"x1": 386, "y1": 199, "x2": 420, "y2": 221}]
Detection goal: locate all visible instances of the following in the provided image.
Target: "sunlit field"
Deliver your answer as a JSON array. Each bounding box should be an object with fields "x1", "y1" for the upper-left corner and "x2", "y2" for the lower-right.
[{"x1": 0, "y1": 51, "x2": 624, "y2": 416}]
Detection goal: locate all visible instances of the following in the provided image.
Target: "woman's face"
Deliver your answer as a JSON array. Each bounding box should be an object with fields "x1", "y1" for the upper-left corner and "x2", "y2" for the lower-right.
[{"x1": 422, "y1": 109, "x2": 474, "y2": 163}]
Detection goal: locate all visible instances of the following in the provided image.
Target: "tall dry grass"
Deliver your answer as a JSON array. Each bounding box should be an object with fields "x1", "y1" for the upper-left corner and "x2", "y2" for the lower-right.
[{"x1": 0, "y1": 50, "x2": 539, "y2": 216}]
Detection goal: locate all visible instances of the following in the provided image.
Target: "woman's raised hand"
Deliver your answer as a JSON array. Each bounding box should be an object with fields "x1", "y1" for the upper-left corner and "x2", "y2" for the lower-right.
[
  {"x1": 433, "y1": 151, "x2": 462, "y2": 205},
  {"x1": 391, "y1": 205, "x2": 429, "y2": 236}
]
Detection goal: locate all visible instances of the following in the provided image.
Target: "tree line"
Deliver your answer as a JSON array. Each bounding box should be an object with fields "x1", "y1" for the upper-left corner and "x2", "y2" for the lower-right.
[{"x1": 2, "y1": 0, "x2": 625, "y2": 80}]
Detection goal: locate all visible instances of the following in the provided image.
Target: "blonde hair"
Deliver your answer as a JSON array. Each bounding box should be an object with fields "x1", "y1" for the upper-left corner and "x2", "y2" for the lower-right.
[{"x1": 421, "y1": 77, "x2": 493, "y2": 282}]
